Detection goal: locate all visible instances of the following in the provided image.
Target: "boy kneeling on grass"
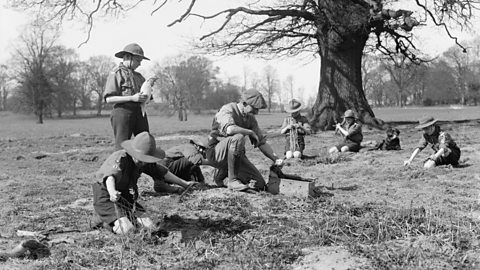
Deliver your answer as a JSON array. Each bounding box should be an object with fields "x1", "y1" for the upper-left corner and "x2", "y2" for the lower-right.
[
  {"x1": 158, "y1": 136, "x2": 213, "y2": 184},
  {"x1": 404, "y1": 116, "x2": 461, "y2": 169},
  {"x1": 92, "y1": 132, "x2": 193, "y2": 234}
]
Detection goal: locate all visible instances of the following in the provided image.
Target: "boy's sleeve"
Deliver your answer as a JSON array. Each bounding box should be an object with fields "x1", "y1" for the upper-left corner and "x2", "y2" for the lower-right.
[
  {"x1": 96, "y1": 152, "x2": 124, "y2": 184},
  {"x1": 103, "y1": 70, "x2": 122, "y2": 101},
  {"x1": 280, "y1": 117, "x2": 289, "y2": 131},
  {"x1": 215, "y1": 106, "x2": 236, "y2": 135},
  {"x1": 439, "y1": 132, "x2": 454, "y2": 156},
  {"x1": 347, "y1": 123, "x2": 362, "y2": 136},
  {"x1": 300, "y1": 116, "x2": 312, "y2": 134},
  {"x1": 416, "y1": 135, "x2": 428, "y2": 150}
]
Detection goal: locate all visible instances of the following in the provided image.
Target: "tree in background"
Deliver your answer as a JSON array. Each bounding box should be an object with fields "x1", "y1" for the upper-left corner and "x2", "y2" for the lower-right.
[
  {"x1": 443, "y1": 37, "x2": 480, "y2": 105},
  {"x1": 362, "y1": 54, "x2": 386, "y2": 106},
  {"x1": 423, "y1": 60, "x2": 457, "y2": 105},
  {"x1": 206, "y1": 80, "x2": 241, "y2": 110},
  {"x1": 466, "y1": 44, "x2": 480, "y2": 105},
  {"x1": 381, "y1": 54, "x2": 427, "y2": 107},
  {"x1": 443, "y1": 46, "x2": 470, "y2": 105},
  {"x1": 177, "y1": 56, "x2": 217, "y2": 114},
  {"x1": 11, "y1": 17, "x2": 59, "y2": 124},
  {"x1": 261, "y1": 65, "x2": 279, "y2": 113},
  {"x1": 86, "y1": 55, "x2": 116, "y2": 116},
  {"x1": 75, "y1": 62, "x2": 94, "y2": 110},
  {"x1": 283, "y1": 75, "x2": 295, "y2": 106},
  {"x1": 0, "y1": 65, "x2": 9, "y2": 111},
  {"x1": 48, "y1": 45, "x2": 79, "y2": 117},
  {"x1": 7, "y1": 0, "x2": 479, "y2": 126},
  {"x1": 153, "y1": 55, "x2": 217, "y2": 120},
  {"x1": 6, "y1": 1, "x2": 474, "y2": 129}
]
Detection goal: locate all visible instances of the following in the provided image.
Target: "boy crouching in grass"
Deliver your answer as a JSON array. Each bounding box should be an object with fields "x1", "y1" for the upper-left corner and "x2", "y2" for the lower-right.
[
  {"x1": 404, "y1": 116, "x2": 461, "y2": 169},
  {"x1": 92, "y1": 132, "x2": 193, "y2": 234}
]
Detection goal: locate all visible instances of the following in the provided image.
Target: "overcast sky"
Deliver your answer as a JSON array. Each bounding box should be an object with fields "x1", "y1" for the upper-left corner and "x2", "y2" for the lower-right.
[{"x1": 0, "y1": 2, "x2": 478, "y2": 102}]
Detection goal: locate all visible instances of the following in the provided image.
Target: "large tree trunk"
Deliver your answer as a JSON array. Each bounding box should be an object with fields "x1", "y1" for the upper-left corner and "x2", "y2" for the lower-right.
[{"x1": 310, "y1": 32, "x2": 383, "y2": 131}]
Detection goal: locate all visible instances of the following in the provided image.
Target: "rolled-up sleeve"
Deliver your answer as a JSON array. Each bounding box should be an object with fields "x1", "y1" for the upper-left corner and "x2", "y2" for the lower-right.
[
  {"x1": 416, "y1": 136, "x2": 428, "y2": 150},
  {"x1": 104, "y1": 71, "x2": 122, "y2": 101},
  {"x1": 215, "y1": 106, "x2": 236, "y2": 135},
  {"x1": 280, "y1": 117, "x2": 289, "y2": 133}
]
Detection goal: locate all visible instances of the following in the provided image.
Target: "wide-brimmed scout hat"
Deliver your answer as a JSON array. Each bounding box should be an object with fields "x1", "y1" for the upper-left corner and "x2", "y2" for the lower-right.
[
  {"x1": 114, "y1": 43, "x2": 150, "y2": 60},
  {"x1": 121, "y1": 132, "x2": 165, "y2": 163},
  {"x1": 242, "y1": 90, "x2": 267, "y2": 109},
  {"x1": 343, "y1": 109, "x2": 356, "y2": 119},
  {"x1": 415, "y1": 116, "x2": 438, "y2": 129},
  {"x1": 189, "y1": 137, "x2": 208, "y2": 149},
  {"x1": 285, "y1": 99, "x2": 303, "y2": 113}
]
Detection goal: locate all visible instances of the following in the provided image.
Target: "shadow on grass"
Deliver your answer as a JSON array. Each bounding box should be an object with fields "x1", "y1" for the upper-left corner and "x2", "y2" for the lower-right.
[
  {"x1": 324, "y1": 184, "x2": 359, "y2": 191},
  {"x1": 161, "y1": 214, "x2": 255, "y2": 242},
  {"x1": 454, "y1": 163, "x2": 471, "y2": 168},
  {"x1": 141, "y1": 183, "x2": 221, "y2": 197}
]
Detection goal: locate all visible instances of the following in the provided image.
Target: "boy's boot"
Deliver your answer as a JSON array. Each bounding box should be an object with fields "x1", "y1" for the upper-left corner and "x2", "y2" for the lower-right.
[{"x1": 226, "y1": 151, "x2": 248, "y2": 191}]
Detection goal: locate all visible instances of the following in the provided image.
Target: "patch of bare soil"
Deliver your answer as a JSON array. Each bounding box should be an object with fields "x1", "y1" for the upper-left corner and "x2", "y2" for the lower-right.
[
  {"x1": 0, "y1": 121, "x2": 479, "y2": 269},
  {"x1": 292, "y1": 246, "x2": 369, "y2": 270}
]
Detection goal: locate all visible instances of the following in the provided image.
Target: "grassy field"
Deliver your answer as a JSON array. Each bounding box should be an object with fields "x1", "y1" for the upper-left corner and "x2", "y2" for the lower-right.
[
  {"x1": 1, "y1": 106, "x2": 479, "y2": 138},
  {"x1": 0, "y1": 107, "x2": 479, "y2": 269}
]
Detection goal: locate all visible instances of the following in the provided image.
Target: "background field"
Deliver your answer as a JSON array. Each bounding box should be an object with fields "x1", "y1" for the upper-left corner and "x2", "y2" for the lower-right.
[
  {"x1": 1, "y1": 106, "x2": 478, "y2": 138},
  {"x1": 0, "y1": 106, "x2": 479, "y2": 269}
]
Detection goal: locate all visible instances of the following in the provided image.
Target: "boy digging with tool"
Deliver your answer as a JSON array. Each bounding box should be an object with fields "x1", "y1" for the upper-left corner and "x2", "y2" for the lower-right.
[
  {"x1": 92, "y1": 132, "x2": 193, "y2": 234},
  {"x1": 404, "y1": 116, "x2": 461, "y2": 168}
]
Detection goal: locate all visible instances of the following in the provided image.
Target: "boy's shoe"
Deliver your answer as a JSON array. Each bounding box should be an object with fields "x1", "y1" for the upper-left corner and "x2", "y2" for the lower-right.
[
  {"x1": 89, "y1": 214, "x2": 104, "y2": 230},
  {"x1": 227, "y1": 179, "x2": 249, "y2": 191},
  {"x1": 213, "y1": 168, "x2": 228, "y2": 187}
]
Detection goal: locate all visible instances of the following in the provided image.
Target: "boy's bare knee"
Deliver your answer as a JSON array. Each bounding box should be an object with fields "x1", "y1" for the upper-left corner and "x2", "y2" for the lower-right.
[
  {"x1": 340, "y1": 146, "x2": 349, "y2": 152},
  {"x1": 137, "y1": 217, "x2": 154, "y2": 230},
  {"x1": 329, "y1": 147, "x2": 338, "y2": 154},
  {"x1": 113, "y1": 217, "x2": 134, "y2": 234},
  {"x1": 424, "y1": 160, "x2": 436, "y2": 169}
]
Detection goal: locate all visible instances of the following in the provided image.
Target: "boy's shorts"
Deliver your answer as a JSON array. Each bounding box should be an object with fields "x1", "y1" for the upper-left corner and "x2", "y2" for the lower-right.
[
  {"x1": 92, "y1": 182, "x2": 145, "y2": 226},
  {"x1": 335, "y1": 141, "x2": 361, "y2": 152},
  {"x1": 429, "y1": 147, "x2": 461, "y2": 166}
]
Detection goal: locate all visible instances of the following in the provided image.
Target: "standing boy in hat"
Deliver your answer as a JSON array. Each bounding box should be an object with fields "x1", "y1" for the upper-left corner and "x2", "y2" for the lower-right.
[
  {"x1": 280, "y1": 99, "x2": 312, "y2": 159},
  {"x1": 156, "y1": 136, "x2": 212, "y2": 185},
  {"x1": 92, "y1": 132, "x2": 193, "y2": 234},
  {"x1": 404, "y1": 116, "x2": 461, "y2": 168},
  {"x1": 104, "y1": 43, "x2": 151, "y2": 150},
  {"x1": 206, "y1": 90, "x2": 284, "y2": 192},
  {"x1": 329, "y1": 109, "x2": 363, "y2": 153}
]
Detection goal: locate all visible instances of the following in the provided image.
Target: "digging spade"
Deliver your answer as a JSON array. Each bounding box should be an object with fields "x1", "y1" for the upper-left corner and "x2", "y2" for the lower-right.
[
  {"x1": 270, "y1": 165, "x2": 313, "y2": 182},
  {"x1": 334, "y1": 118, "x2": 346, "y2": 136}
]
